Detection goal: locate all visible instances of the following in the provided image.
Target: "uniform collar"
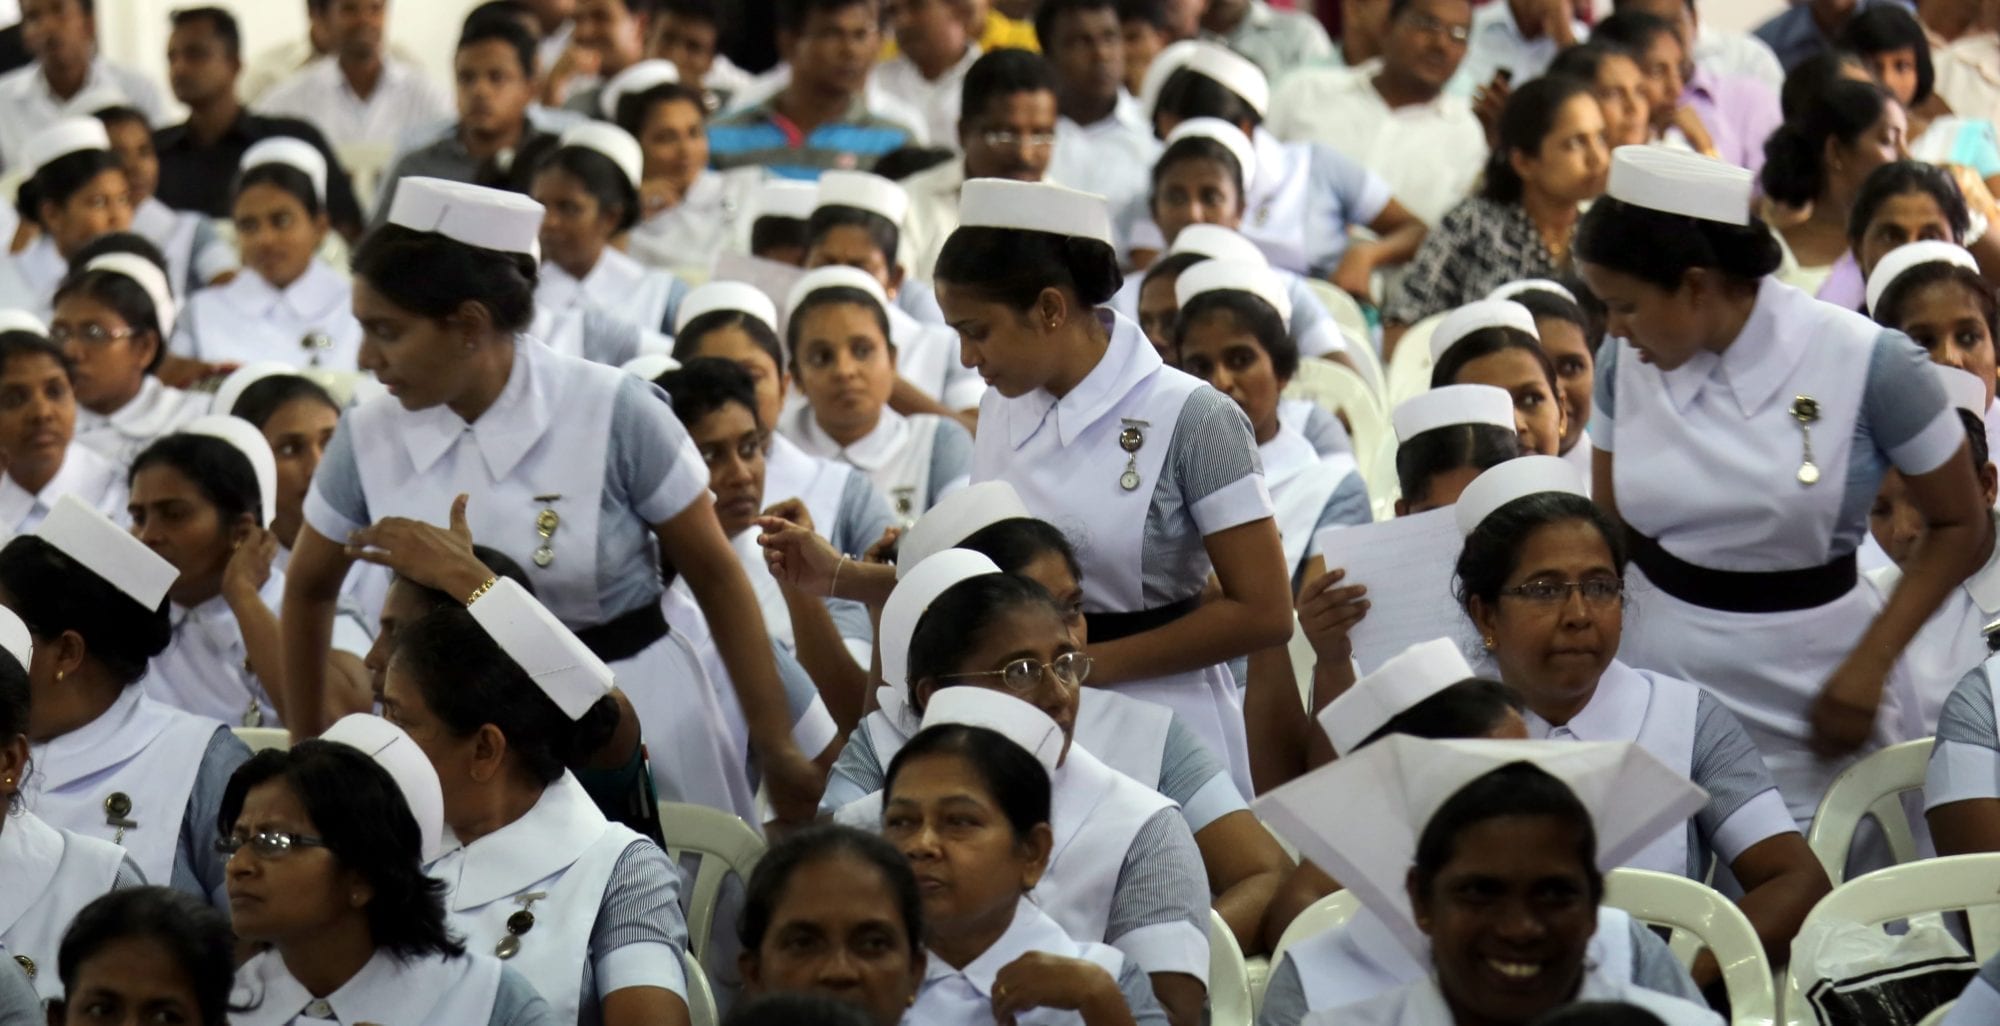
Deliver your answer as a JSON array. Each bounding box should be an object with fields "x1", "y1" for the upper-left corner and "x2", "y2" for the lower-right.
[
  {"x1": 542, "y1": 247, "x2": 647, "y2": 315},
  {"x1": 1527, "y1": 659, "x2": 1647, "y2": 742},
  {"x1": 0, "y1": 811, "x2": 64, "y2": 934},
  {"x1": 1007, "y1": 311, "x2": 1160, "y2": 450},
  {"x1": 131, "y1": 197, "x2": 176, "y2": 240},
  {"x1": 440, "y1": 772, "x2": 610, "y2": 910},
  {"x1": 230, "y1": 261, "x2": 349, "y2": 323},
  {"x1": 924, "y1": 898, "x2": 1073, "y2": 998},
  {"x1": 29, "y1": 687, "x2": 178, "y2": 790},
  {"x1": 1966, "y1": 508, "x2": 2000, "y2": 614},
  {"x1": 171, "y1": 569, "x2": 284, "y2": 657},
  {"x1": 788, "y1": 405, "x2": 908, "y2": 472},
  {"x1": 100, "y1": 377, "x2": 197, "y2": 440},
  {"x1": 1713, "y1": 277, "x2": 1810, "y2": 418},
  {"x1": 237, "y1": 949, "x2": 463, "y2": 1026},
  {"x1": 0, "y1": 442, "x2": 118, "y2": 532},
  {"x1": 401, "y1": 339, "x2": 551, "y2": 479},
  {"x1": 1258, "y1": 425, "x2": 1318, "y2": 486}
]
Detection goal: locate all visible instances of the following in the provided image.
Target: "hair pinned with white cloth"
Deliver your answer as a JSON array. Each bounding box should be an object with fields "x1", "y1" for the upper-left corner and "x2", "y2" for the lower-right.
[
  {"x1": 1178, "y1": 42, "x2": 1269, "y2": 117},
  {"x1": 34, "y1": 495, "x2": 179, "y2": 610},
  {"x1": 386, "y1": 177, "x2": 545, "y2": 258},
  {"x1": 880, "y1": 550, "x2": 1001, "y2": 704},
  {"x1": 785, "y1": 265, "x2": 888, "y2": 318},
  {"x1": 0, "y1": 310, "x2": 48, "y2": 337},
  {"x1": 956, "y1": 179, "x2": 1114, "y2": 248},
  {"x1": 211, "y1": 362, "x2": 304, "y2": 420},
  {"x1": 466, "y1": 577, "x2": 615, "y2": 720},
  {"x1": 1487, "y1": 279, "x2": 1577, "y2": 305},
  {"x1": 1320, "y1": 638, "x2": 1474, "y2": 757},
  {"x1": 675, "y1": 281, "x2": 780, "y2": 335},
  {"x1": 1175, "y1": 259, "x2": 1291, "y2": 330},
  {"x1": 84, "y1": 253, "x2": 177, "y2": 335},
  {"x1": 816, "y1": 170, "x2": 910, "y2": 227},
  {"x1": 920, "y1": 688, "x2": 1066, "y2": 773},
  {"x1": 1168, "y1": 224, "x2": 1268, "y2": 266},
  {"x1": 1865, "y1": 240, "x2": 1982, "y2": 316},
  {"x1": 239, "y1": 136, "x2": 329, "y2": 202},
  {"x1": 897, "y1": 481, "x2": 1032, "y2": 580},
  {"x1": 1165, "y1": 117, "x2": 1258, "y2": 187},
  {"x1": 1605, "y1": 145, "x2": 1754, "y2": 226},
  {"x1": 754, "y1": 180, "x2": 820, "y2": 222},
  {"x1": 23, "y1": 117, "x2": 110, "y2": 177},
  {"x1": 559, "y1": 121, "x2": 645, "y2": 190},
  {"x1": 0, "y1": 606, "x2": 30, "y2": 673},
  {"x1": 1391, "y1": 384, "x2": 1516, "y2": 441},
  {"x1": 322, "y1": 713, "x2": 449, "y2": 862},
  {"x1": 599, "y1": 58, "x2": 680, "y2": 120}
]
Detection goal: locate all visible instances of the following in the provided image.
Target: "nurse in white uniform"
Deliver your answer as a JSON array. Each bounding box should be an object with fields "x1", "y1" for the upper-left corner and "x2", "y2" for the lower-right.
[
  {"x1": 380, "y1": 577, "x2": 692, "y2": 1026},
  {"x1": 1576, "y1": 146, "x2": 1989, "y2": 825},
  {"x1": 1429, "y1": 300, "x2": 1567, "y2": 458},
  {"x1": 282, "y1": 177, "x2": 821, "y2": 822},
  {"x1": 777, "y1": 266, "x2": 973, "y2": 523},
  {"x1": 612, "y1": 72, "x2": 760, "y2": 281},
  {"x1": 39, "y1": 888, "x2": 238, "y2": 1024},
  {"x1": 0, "y1": 119, "x2": 132, "y2": 322},
  {"x1": 1488, "y1": 279, "x2": 1598, "y2": 483},
  {"x1": 1864, "y1": 240, "x2": 2000, "y2": 496},
  {"x1": 932, "y1": 178, "x2": 1292, "y2": 797},
  {"x1": 171, "y1": 139, "x2": 360, "y2": 374},
  {"x1": 98, "y1": 107, "x2": 230, "y2": 302},
  {"x1": 226, "y1": 716, "x2": 554, "y2": 1026},
  {"x1": 6, "y1": 494, "x2": 248, "y2": 909},
  {"x1": 1452, "y1": 455, "x2": 1829, "y2": 986},
  {"x1": 1926, "y1": 652, "x2": 2000, "y2": 856},
  {"x1": 54, "y1": 253, "x2": 206, "y2": 468},
  {"x1": 0, "y1": 312, "x2": 125, "y2": 536},
  {"x1": 1256, "y1": 736, "x2": 1724, "y2": 1026}
]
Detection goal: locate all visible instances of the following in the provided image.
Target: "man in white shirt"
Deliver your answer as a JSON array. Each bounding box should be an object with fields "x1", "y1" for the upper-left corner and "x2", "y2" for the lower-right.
[
  {"x1": 903, "y1": 48, "x2": 1061, "y2": 281},
  {"x1": 1199, "y1": 0, "x2": 1334, "y2": 82},
  {"x1": 1450, "y1": 0, "x2": 1586, "y2": 98},
  {"x1": 0, "y1": 0, "x2": 166, "y2": 173},
  {"x1": 1267, "y1": 0, "x2": 1485, "y2": 226},
  {"x1": 1041, "y1": 0, "x2": 1160, "y2": 219},
  {"x1": 875, "y1": 0, "x2": 984, "y2": 151},
  {"x1": 256, "y1": 0, "x2": 453, "y2": 155},
  {"x1": 238, "y1": 0, "x2": 427, "y2": 103}
]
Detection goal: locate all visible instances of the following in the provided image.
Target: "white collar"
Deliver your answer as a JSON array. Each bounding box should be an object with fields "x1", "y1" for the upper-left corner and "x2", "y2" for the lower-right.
[
  {"x1": 1656, "y1": 277, "x2": 1805, "y2": 416},
  {"x1": 0, "y1": 442, "x2": 119, "y2": 532},
  {"x1": 0, "y1": 811, "x2": 64, "y2": 934},
  {"x1": 235, "y1": 948, "x2": 472, "y2": 1026},
  {"x1": 1258, "y1": 425, "x2": 1319, "y2": 486},
  {"x1": 400, "y1": 338, "x2": 552, "y2": 479},
  {"x1": 1525, "y1": 659, "x2": 1648, "y2": 742},
  {"x1": 101, "y1": 377, "x2": 198, "y2": 440},
  {"x1": 228, "y1": 261, "x2": 349, "y2": 323},
  {"x1": 787, "y1": 404, "x2": 909, "y2": 473},
  {"x1": 28, "y1": 687, "x2": 184, "y2": 790},
  {"x1": 923, "y1": 898, "x2": 1075, "y2": 998},
  {"x1": 1006, "y1": 311, "x2": 1162, "y2": 450},
  {"x1": 438, "y1": 772, "x2": 611, "y2": 910},
  {"x1": 542, "y1": 247, "x2": 648, "y2": 314}
]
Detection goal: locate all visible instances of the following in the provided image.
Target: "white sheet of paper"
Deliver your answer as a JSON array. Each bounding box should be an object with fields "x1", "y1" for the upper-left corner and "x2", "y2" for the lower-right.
[{"x1": 1313, "y1": 506, "x2": 1468, "y2": 675}]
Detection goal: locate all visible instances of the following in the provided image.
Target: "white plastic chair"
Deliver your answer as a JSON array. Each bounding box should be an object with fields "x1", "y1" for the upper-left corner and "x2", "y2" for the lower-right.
[
  {"x1": 1384, "y1": 313, "x2": 1444, "y2": 409},
  {"x1": 335, "y1": 143, "x2": 396, "y2": 214},
  {"x1": 1284, "y1": 361, "x2": 1398, "y2": 520},
  {"x1": 659, "y1": 801, "x2": 767, "y2": 963},
  {"x1": 1806, "y1": 738, "x2": 1934, "y2": 884},
  {"x1": 1303, "y1": 278, "x2": 1385, "y2": 401},
  {"x1": 1209, "y1": 909, "x2": 1254, "y2": 1026},
  {"x1": 230, "y1": 727, "x2": 289, "y2": 753},
  {"x1": 1917, "y1": 1002, "x2": 1955, "y2": 1026},
  {"x1": 1603, "y1": 868, "x2": 1777, "y2": 1026},
  {"x1": 1268, "y1": 890, "x2": 1364, "y2": 975},
  {"x1": 682, "y1": 947, "x2": 718, "y2": 1026}
]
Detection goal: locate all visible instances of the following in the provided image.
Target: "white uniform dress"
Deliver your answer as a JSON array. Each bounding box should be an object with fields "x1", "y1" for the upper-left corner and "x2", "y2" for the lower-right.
[
  {"x1": 972, "y1": 310, "x2": 1273, "y2": 795},
  {"x1": 0, "y1": 237, "x2": 66, "y2": 322},
  {"x1": 148, "y1": 572, "x2": 286, "y2": 727},
  {"x1": 1308, "y1": 968, "x2": 1723, "y2": 1026},
  {"x1": 1869, "y1": 507, "x2": 2000, "y2": 739},
  {"x1": 0, "y1": 442, "x2": 126, "y2": 539},
  {"x1": 658, "y1": 583, "x2": 841, "y2": 771},
  {"x1": 233, "y1": 948, "x2": 556, "y2": 1026},
  {"x1": 779, "y1": 405, "x2": 972, "y2": 522},
  {"x1": 304, "y1": 337, "x2": 754, "y2": 820},
  {"x1": 1593, "y1": 278, "x2": 1964, "y2": 827},
  {"x1": 534, "y1": 247, "x2": 687, "y2": 362},
  {"x1": 169, "y1": 261, "x2": 361, "y2": 371},
  {"x1": 628, "y1": 168, "x2": 760, "y2": 279},
  {"x1": 1262, "y1": 425, "x2": 1368, "y2": 588},
  {"x1": 425, "y1": 773, "x2": 689, "y2": 1026},
  {"x1": 912, "y1": 897, "x2": 1172, "y2": 1026},
  {"x1": 1944, "y1": 953, "x2": 2000, "y2": 1025},
  {"x1": 0, "y1": 810, "x2": 139, "y2": 1001},
  {"x1": 73, "y1": 376, "x2": 209, "y2": 469}
]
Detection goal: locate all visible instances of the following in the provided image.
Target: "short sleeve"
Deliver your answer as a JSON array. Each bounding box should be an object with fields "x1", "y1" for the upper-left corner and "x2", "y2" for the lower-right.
[
  {"x1": 1627, "y1": 918, "x2": 1705, "y2": 1003},
  {"x1": 833, "y1": 471, "x2": 899, "y2": 558},
  {"x1": 1299, "y1": 403, "x2": 1353, "y2": 457},
  {"x1": 589, "y1": 840, "x2": 690, "y2": 998},
  {"x1": 819, "y1": 724, "x2": 887, "y2": 818},
  {"x1": 1256, "y1": 953, "x2": 1311, "y2": 1026},
  {"x1": 1315, "y1": 145, "x2": 1393, "y2": 230},
  {"x1": 1862, "y1": 329, "x2": 1962, "y2": 475},
  {"x1": 607, "y1": 374, "x2": 710, "y2": 525},
  {"x1": 1170, "y1": 387, "x2": 1273, "y2": 536},
  {"x1": 179, "y1": 726, "x2": 253, "y2": 906},
  {"x1": 1103, "y1": 808, "x2": 1212, "y2": 981},
  {"x1": 1945, "y1": 971, "x2": 2000, "y2": 1026},
  {"x1": 490, "y1": 965, "x2": 558, "y2": 1026},
  {"x1": 303, "y1": 411, "x2": 370, "y2": 540},
  {"x1": 580, "y1": 308, "x2": 645, "y2": 368},
  {"x1": 1159, "y1": 716, "x2": 1245, "y2": 834},
  {"x1": 774, "y1": 644, "x2": 839, "y2": 756},
  {"x1": 1589, "y1": 339, "x2": 1620, "y2": 452},
  {"x1": 926, "y1": 417, "x2": 974, "y2": 507},
  {"x1": 1927, "y1": 665, "x2": 2000, "y2": 809},
  {"x1": 1314, "y1": 471, "x2": 1374, "y2": 536},
  {"x1": 1116, "y1": 956, "x2": 1174, "y2": 1026},
  {"x1": 1286, "y1": 277, "x2": 1346, "y2": 358},
  {"x1": 1689, "y1": 691, "x2": 1796, "y2": 865}
]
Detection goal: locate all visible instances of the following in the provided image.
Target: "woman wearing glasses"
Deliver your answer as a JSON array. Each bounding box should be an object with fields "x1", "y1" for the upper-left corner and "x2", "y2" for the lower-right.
[
  {"x1": 49, "y1": 245, "x2": 204, "y2": 468},
  {"x1": 0, "y1": 311, "x2": 127, "y2": 535},
  {"x1": 1451, "y1": 456, "x2": 1829, "y2": 994}
]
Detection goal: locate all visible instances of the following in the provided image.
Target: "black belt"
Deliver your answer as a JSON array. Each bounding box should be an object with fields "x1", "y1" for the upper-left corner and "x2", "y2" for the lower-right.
[
  {"x1": 574, "y1": 602, "x2": 670, "y2": 663},
  {"x1": 1626, "y1": 529, "x2": 1856, "y2": 614},
  {"x1": 1088, "y1": 597, "x2": 1201, "y2": 643}
]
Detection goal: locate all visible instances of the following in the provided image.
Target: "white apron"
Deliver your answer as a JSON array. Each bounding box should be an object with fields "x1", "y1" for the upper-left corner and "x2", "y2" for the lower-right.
[
  {"x1": 0, "y1": 441, "x2": 127, "y2": 538},
  {"x1": 763, "y1": 432, "x2": 861, "y2": 538},
  {"x1": 1240, "y1": 131, "x2": 1316, "y2": 274},
  {"x1": 912, "y1": 897, "x2": 1133, "y2": 1026},
  {"x1": 0, "y1": 811, "x2": 127, "y2": 1000},
  {"x1": 617, "y1": 592, "x2": 759, "y2": 821},
  {"x1": 24, "y1": 687, "x2": 219, "y2": 892},
  {"x1": 73, "y1": 376, "x2": 209, "y2": 468},
  {"x1": 1262, "y1": 427, "x2": 1357, "y2": 581},
  {"x1": 781, "y1": 405, "x2": 943, "y2": 523},
  {"x1": 172, "y1": 261, "x2": 361, "y2": 370},
  {"x1": 149, "y1": 572, "x2": 286, "y2": 727},
  {"x1": 231, "y1": 948, "x2": 506, "y2": 1026}
]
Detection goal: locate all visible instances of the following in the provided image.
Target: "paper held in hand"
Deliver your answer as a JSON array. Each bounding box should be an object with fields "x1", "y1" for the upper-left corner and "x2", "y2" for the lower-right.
[{"x1": 1311, "y1": 506, "x2": 1470, "y2": 675}]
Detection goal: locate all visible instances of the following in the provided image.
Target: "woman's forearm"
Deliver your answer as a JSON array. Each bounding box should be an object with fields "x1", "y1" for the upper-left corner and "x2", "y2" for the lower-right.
[
  {"x1": 1089, "y1": 597, "x2": 1290, "y2": 685},
  {"x1": 783, "y1": 587, "x2": 870, "y2": 732}
]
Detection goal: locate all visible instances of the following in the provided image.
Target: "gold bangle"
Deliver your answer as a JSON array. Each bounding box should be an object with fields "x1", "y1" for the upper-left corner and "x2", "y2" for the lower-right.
[
  {"x1": 466, "y1": 576, "x2": 499, "y2": 606},
  {"x1": 831, "y1": 556, "x2": 847, "y2": 597}
]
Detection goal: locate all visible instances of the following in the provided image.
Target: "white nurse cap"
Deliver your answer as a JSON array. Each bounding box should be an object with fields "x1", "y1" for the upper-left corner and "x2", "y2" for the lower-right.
[
  {"x1": 958, "y1": 179, "x2": 1115, "y2": 248},
  {"x1": 387, "y1": 177, "x2": 545, "y2": 257},
  {"x1": 619, "y1": 352, "x2": 680, "y2": 381},
  {"x1": 322, "y1": 713, "x2": 448, "y2": 862},
  {"x1": 754, "y1": 180, "x2": 820, "y2": 221},
  {"x1": 1937, "y1": 364, "x2": 1989, "y2": 420},
  {"x1": 182, "y1": 414, "x2": 279, "y2": 529},
  {"x1": 816, "y1": 169, "x2": 910, "y2": 227},
  {"x1": 23, "y1": 117, "x2": 110, "y2": 176},
  {"x1": 1140, "y1": 39, "x2": 1202, "y2": 118},
  {"x1": 1488, "y1": 278, "x2": 1577, "y2": 305},
  {"x1": 1454, "y1": 454, "x2": 1587, "y2": 537},
  {"x1": 0, "y1": 607, "x2": 31, "y2": 671},
  {"x1": 599, "y1": 58, "x2": 680, "y2": 120},
  {"x1": 84, "y1": 253, "x2": 177, "y2": 336},
  {"x1": 239, "y1": 136, "x2": 328, "y2": 202},
  {"x1": 1605, "y1": 145, "x2": 1753, "y2": 226},
  {"x1": 1164, "y1": 117, "x2": 1258, "y2": 187},
  {"x1": 467, "y1": 577, "x2": 615, "y2": 719},
  {"x1": 1175, "y1": 259, "x2": 1291, "y2": 330},
  {"x1": 921, "y1": 687, "x2": 1066, "y2": 773},
  {"x1": 559, "y1": 121, "x2": 644, "y2": 190},
  {"x1": 1169, "y1": 223, "x2": 1268, "y2": 266},
  {"x1": 0, "y1": 310, "x2": 47, "y2": 336},
  {"x1": 211, "y1": 362, "x2": 302, "y2": 419},
  {"x1": 880, "y1": 549, "x2": 1001, "y2": 704},
  {"x1": 1320, "y1": 638, "x2": 1474, "y2": 757},
  {"x1": 1254, "y1": 736, "x2": 1707, "y2": 958},
  {"x1": 1179, "y1": 42, "x2": 1269, "y2": 117},
  {"x1": 34, "y1": 494, "x2": 178, "y2": 610},
  {"x1": 897, "y1": 481, "x2": 1032, "y2": 580},
  {"x1": 1429, "y1": 299, "x2": 1538, "y2": 364},
  {"x1": 675, "y1": 281, "x2": 779, "y2": 335},
  {"x1": 1392, "y1": 384, "x2": 1515, "y2": 441},
  {"x1": 1865, "y1": 240, "x2": 1981, "y2": 316},
  {"x1": 785, "y1": 265, "x2": 888, "y2": 318}
]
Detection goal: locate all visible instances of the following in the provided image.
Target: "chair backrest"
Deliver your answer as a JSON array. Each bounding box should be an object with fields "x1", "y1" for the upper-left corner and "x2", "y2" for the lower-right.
[
  {"x1": 682, "y1": 947, "x2": 719, "y2": 1026},
  {"x1": 231, "y1": 727, "x2": 290, "y2": 753},
  {"x1": 659, "y1": 801, "x2": 767, "y2": 963},
  {"x1": 1807, "y1": 738, "x2": 1934, "y2": 883},
  {"x1": 1384, "y1": 313, "x2": 1444, "y2": 409},
  {"x1": 1268, "y1": 890, "x2": 1364, "y2": 975},
  {"x1": 1284, "y1": 361, "x2": 1397, "y2": 520},
  {"x1": 1302, "y1": 278, "x2": 1385, "y2": 397},
  {"x1": 1602, "y1": 868, "x2": 1776, "y2": 1026},
  {"x1": 1208, "y1": 908, "x2": 1254, "y2": 1026},
  {"x1": 336, "y1": 143, "x2": 396, "y2": 214}
]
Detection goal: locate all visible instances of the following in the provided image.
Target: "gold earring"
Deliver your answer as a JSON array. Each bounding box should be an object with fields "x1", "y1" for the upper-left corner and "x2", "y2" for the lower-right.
[
  {"x1": 54, "y1": 670, "x2": 63, "y2": 681},
  {"x1": 1482, "y1": 636, "x2": 1495, "y2": 649}
]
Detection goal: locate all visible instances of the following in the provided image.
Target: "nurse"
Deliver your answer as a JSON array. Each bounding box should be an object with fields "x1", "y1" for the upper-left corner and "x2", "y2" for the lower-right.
[
  {"x1": 381, "y1": 577, "x2": 693, "y2": 1026},
  {"x1": 0, "y1": 311, "x2": 125, "y2": 535},
  {"x1": 531, "y1": 122, "x2": 687, "y2": 358},
  {"x1": 1428, "y1": 300, "x2": 1567, "y2": 458},
  {"x1": 778, "y1": 266, "x2": 973, "y2": 523},
  {"x1": 1575, "y1": 146, "x2": 1987, "y2": 824},
  {"x1": 54, "y1": 252, "x2": 207, "y2": 468},
  {"x1": 42, "y1": 887, "x2": 235, "y2": 1026},
  {"x1": 1927, "y1": 653, "x2": 2000, "y2": 856},
  {"x1": 1453, "y1": 455, "x2": 1829, "y2": 988},
  {"x1": 170, "y1": 139, "x2": 359, "y2": 375},
  {"x1": 281, "y1": 178, "x2": 821, "y2": 821},
  {"x1": 6, "y1": 495, "x2": 248, "y2": 908},
  {"x1": 1868, "y1": 240, "x2": 2000, "y2": 484},
  {"x1": 613, "y1": 77, "x2": 760, "y2": 280},
  {"x1": 1488, "y1": 279, "x2": 1597, "y2": 481},
  {"x1": 933, "y1": 178, "x2": 1292, "y2": 795},
  {"x1": 0, "y1": 119, "x2": 131, "y2": 321}
]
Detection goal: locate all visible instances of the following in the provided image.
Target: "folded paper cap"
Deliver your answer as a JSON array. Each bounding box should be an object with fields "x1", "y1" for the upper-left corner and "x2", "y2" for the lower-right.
[
  {"x1": 0, "y1": 310, "x2": 47, "y2": 336},
  {"x1": 322, "y1": 713, "x2": 448, "y2": 863},
  {"x1": 957, "y1": 179, "x2": 1114, "y2": 248},
  {"x1": 34, "y1": 494, "x2": 178, "y2": 610},
  {"x1": 468, "y1": 577, "x2": 615, "y2": 719},
  {"x1": 182, "y1": 415, "x2": 279, "y2": 529},
  {"x1": 1454, "y1": 455, "x2": 1588, "y2": 537},
  {"x1": 817, "y1": 170, "x2": 910, "y2": 227},
  {"x1": 1392, "y1": 383, "x2": 1516, "y2": 441},
  {"x1": 1430, "y1": 299, "x2": 1537, "y2": 363},
  {"x1": 1140, "y1": 39, "x2": 1204, "y2": 118},
  {"x1": 24, "y1": 117, "x2": 110, "y2": 176},
  {"x1": 880, "y1": 549, "x2": 1002, "y2": 705},
  {"x1": 1181, "y1": 42, "x2": 1269, "y2": 117},
  {"x1": 755, "y1": 180, "x2": 820, "y2": 221},
  {"x1": 1605, "y1": 145, "x2": 1753, "y2": 226},
  {"x1": 85, "y1": 253, "x2": 176, "y2": 335},
  {"x1": 560, "y1": 121, "x2": 644, "y2": 190},
  {"x1": 387, "y1": 177, "x2": 545, "y2": 257},
  {"x1": 897, "y1": 481, "x2": 1032, "y2": 580},
  {"x1": 1865, "y1": 240, "x2": 1981, "y2": 316},
  {"x1": 919, "y1": 687, "x2": 1065, "y2": 774},
  {"x1": 1320, "y1": 638, "x2": 1474, "y2": 757},
  {"x1": 1175, "y1": 259, "x2": 1291, "y2": 330},
  {"x1": 1254, "y1": 736, "x2": 1708, "y2": 959},
  {"x1": 240, "y1": 136, "x2": 329, "y2": 201},
  {"x1": 1169, "y1": 223, "x2": 1268, "y2": 266},
  {"x1": 1488, "y1": 278, "x2": 1577, "y2": 305},
  {"x1": 1937, "y1": 364, "x2": 1989, "y2": 420},
  {"x1": 1165, "y1": 117, "x2": 1258, "y2": 187},
  {"x1": 785, "y1": 265, "x2": 888, "y2": 317},
  {"x1": 675, "y1": 281, "x2": 779, "y2": 335},
  {"x1": 620, "y1": 352, "x2": 680, "y2": 381},
  {"x1": 211, "y1": 362, "x2": 305, "y2": 419},
  {"x1": 0, "y1": 606, "x2": 31, "y2": 673},
  {"x1": 599, "y1": 58, "x2": 680, "y2": 119}
]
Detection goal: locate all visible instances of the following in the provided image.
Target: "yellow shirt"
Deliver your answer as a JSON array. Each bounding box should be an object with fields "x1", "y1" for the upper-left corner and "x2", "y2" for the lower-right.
[{"x1": 879, "y1": 11, "x2": 1041, "y2": 60}]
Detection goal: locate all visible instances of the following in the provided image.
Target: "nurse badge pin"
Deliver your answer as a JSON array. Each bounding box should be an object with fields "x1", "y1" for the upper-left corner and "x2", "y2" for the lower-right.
[
  {"x1": 104, "y1": 791, "x2": 136, "y2": 843},
  {"x1": 495, "y1": 892, "x2": 547, "y2": 959},
  {"x1": 1790, "y1": 395, "x2": 1821, "y2": 486},
  {"x1": 532, "y1": 495, "x2": 561, "y2": 567},
  {"x1": 1117, "y1": 419, "x2": 1148, "y2": 491},
  {"x1": 301, "y1": 332, "x2": 333, "y2": 366}
]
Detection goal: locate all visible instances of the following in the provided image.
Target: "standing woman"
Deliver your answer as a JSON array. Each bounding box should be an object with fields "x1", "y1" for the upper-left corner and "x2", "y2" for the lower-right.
[
  {"x1": 281, "y1": 178, "x2": 821, "y2": 821},
  {"x1": 1762, "y1": 79, "x2": 1908, "y2": 297},
  {"x1": 1576, "y1": 145, "x2": 1989, "y2": 826},
  {"x1": 614, "y1": 80, "x2": 758, "y2": 279},
  {"x1": 933, "y1": 178, "x2": 1293, "y2": 796},
  {"x1": 171, "y1": 139, "x2": 360, "y2": 375},
  {"x1": 0, "y1": 119, "x2": 132, "y2": 321},
  {"x1": 53, "y1": 252, "x2": 206, "y2": 468},
  {"x1": 0, "y1": 312, "x2": 125, "y2": 535}
]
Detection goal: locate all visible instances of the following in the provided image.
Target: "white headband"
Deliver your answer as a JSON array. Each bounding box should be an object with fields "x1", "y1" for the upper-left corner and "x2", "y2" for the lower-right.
[
  {"x1": 1165, "y1": 117, "x2": 1258, "y2": 188},
  {"x1": 1392, "y1": 384, "x2": 1517, "y2": 441},
  {"x1": 84, "y1": 253, "x2": 176, "y2": 335},
  {"x1": 182, "y1": 414, "x2": 280, "y2": 529},
  {"x1": 1865, "y1": 240, "x2": 1982, "y2": 316},
  {"x1": 1453, "y1": 455, "x2": 1588, "y2": 537},
  {"x1": 785, "y1": 265, "x2": 889, "y2": 319},
  {"x1": 560, "y1": 121, "x2": 645, "y2": 190},
  {"x1": 239, "y1": 136, "x2": 329, "y2": 202},
  {"x1": 1487, "y1": 278, "x2": 1577, "y2": 305},
  {"x1": 1429, "y1": 299, "x2": 1538, "y2": 364},
  {"x1": 599, "y1": 58, "x2": 681, "y2": 120},
  {"x1": 1174, "y1": 258, "x2": 1291, "y2": 330},
  {"x1": 957, "y1": 179, "x2": 1114, "y2": 248},
  {"x1": 676, "y1": 281, "x2": 780, "y2": 335}
]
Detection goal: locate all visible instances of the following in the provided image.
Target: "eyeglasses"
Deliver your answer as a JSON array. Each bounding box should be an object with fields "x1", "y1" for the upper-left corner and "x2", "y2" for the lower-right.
[
  {"x1": 48, "y1": 324, "x2": 137, "y2": 346},
  {"x1": 215, "y1": 830, "x2": 330, "y2": 859},
  {"x1": 977, "y1": 130, "x2": 1059, "y2": 151},
  {"x1": 939, "y1": 651, "x2": 1092, "y2": 693},
  {"x1": 1406, "y1": 12, "x2": 1471, "y2": 43},
  {"x1": 1499, "y1": 578, "x2": 1624, "y2": 608}
]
